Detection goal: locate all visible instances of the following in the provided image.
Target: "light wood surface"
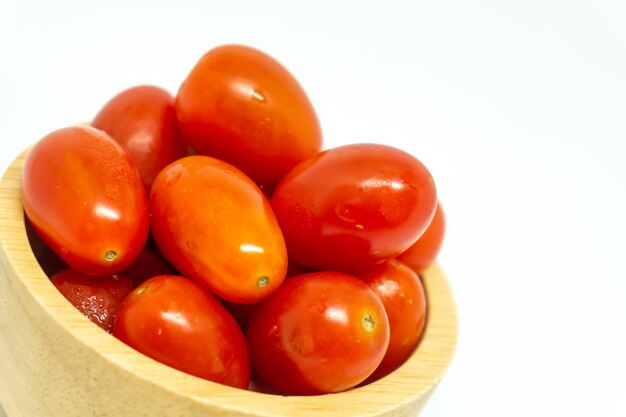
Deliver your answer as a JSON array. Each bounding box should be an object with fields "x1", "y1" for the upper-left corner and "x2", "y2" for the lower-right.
[{"x1": 0, "y1": 148, "x2": 457, "y2": 417}]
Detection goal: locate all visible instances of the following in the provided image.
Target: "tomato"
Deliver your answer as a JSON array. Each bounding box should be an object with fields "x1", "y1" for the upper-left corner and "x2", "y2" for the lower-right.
[
  {"x1": 52, "y1": 268, "x2": 133, "y2": 333},
  {"x1": 246, "y1": 272, "x2": 389, "y2": 395},
  {"x1": 25, "y1": 216, "x2": 67, "y2": 278},
  {"x1": 22, "y1": 126, "x2": 150, "y2": 275},
  {"x1": 120, "y1": 246, "x2": 178, "y2": 288},
  {"x1": 221, "y1": 260, "x2": 311, "y2": 330},
  {"x1": 175, "y1": 44, "x2": 322, "y2": 188},
  {"x1": 92, "y1": 85, "x2": 187, "y2": 192},
  {"x1": 356, "y1": 259, "x2": 426, "y2": 379},
  {"x1": 150, "y1": 155, "x2": 287, "y2": 303},
  {"x1": 398, "y1": 201, "x2": 446, "y2": 273},
  {"x1": 271, "y1": 143, "x2": 437, "y2": 272},
  {"x1": 113, "y1": 275, "x2": 250, "y2": 389}
]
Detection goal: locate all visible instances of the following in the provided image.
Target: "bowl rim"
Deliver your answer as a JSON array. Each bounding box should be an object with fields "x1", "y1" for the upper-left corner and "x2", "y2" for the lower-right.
[{"x1": 0, "y1": 146, "x2": 457, "y2": 417}]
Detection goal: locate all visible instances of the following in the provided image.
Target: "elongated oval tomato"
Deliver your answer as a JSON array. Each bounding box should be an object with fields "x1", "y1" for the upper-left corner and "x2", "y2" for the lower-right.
[
  {"x1": 22, "y1": 126, "x2": 150, "y2": 275},
  {"x1": 271, "y1": 143, "x2": 437, "y2": 271},
  {"x1": 398, "y1": 201, "x2": 446, "y2": 273},
  {"x1": 356, "y1": 259, "x2": 426, "y2": 379},
  {"x1": 150, "y1": 155, "x2": 287, "y2": 303},
  {"x1": 92, "y1": 85, "x2": 187, "y2": 192},
  {"x1": 176, "y1": 44, "x2": 322, "y2": 188},
  {"x1": 113, "y1": 275, "x2": 250, "y2": 389},
  {"x1": 246, "y1": 271, "x2": 390, "y2": 395},
  {"x1": 52, "y1": 268, "x2": 133, "y2": 334}
]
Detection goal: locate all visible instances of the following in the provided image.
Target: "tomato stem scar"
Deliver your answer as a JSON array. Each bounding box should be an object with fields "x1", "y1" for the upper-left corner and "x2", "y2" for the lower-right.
[
  {"x1": 136, "y1": 286, "x2": 148, "y2": 296},
  {"x1": 105, "y1": 250, "x2": 117, "y2": 261},
  {"x1": 257, "y1": 276, "x2": 269, "y2": 288},
  {"x1": 362, "y1": 314, "x2": 376, "y2": 332}
]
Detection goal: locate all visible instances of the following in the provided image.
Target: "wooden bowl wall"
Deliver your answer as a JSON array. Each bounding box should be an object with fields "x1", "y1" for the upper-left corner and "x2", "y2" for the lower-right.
[{"x1": 0, "y1": 149, "x2": 457, "y2": 417}]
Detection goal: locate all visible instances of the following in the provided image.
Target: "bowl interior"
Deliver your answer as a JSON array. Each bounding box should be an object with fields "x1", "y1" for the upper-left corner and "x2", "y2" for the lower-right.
[{"x1": 0, "y1": 148, "x2": 457, "y2": 417}]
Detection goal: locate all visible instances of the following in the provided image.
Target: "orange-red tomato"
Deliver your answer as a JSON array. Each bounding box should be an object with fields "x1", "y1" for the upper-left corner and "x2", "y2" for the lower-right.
[
  {"x1": 246, "y1": 272, "x2": 390, "y2": 395},
  {"x1": 114, "y1": 275, "x2": 250, "y2": 389},
  {"x1": 92, "y1": 85, "x2": 187, "y2": 192},
  {"x1": 176, "y1": 44, "x2": 322, "y2": 188},
  {"x1": 52, "y1": 268, "x2": 133, "y2": 333},
  {"x1": 398, "y1": 201, "x2": 446, "y2": 273},
  {"x1": 150, "y1": 155, "x2": 288, "y2": 303},
  {"x1": 356, "y1": 259, "x2": 426, "y2": 379},
  {"x1": 272, "y1": 143, "x2": 437, "y2": 272},
  {"x1": 22, "y1": 126, "x2": 150, "y2": 275}
]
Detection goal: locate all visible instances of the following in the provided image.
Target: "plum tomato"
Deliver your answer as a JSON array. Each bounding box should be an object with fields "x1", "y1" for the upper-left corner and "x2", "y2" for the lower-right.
[
  {"x1": 25, "y1": 215, "x2": 67, "y2": 278},
  {"x1": 22, "y1": 126, "x2": 150, "y2": 275},
  {"x1": 271, "y1": 143, "x2": 437, "y2": 272},
  {"x1": 356, "y1": 259, "x2": 427, "y2": 379},
  {"x1": 398, "y1": 201, "x2": 446, "y2": 273},
  {"x1": 52, "y1": 268, "x2": 133, "y2": 333},
  {"x1": 175, "y1": 44, "x2": 322, "y2": 188},
  {"x1": 150, "y1": 155, "x2": 287, "y2": 303},
  {"x1": 92, "y1": 85, "x2": 187, "y2": 192},
  {"x1": 246, "y1": 271, "x2": 390, "y2": 395},
  {"x1": 113, "y1": 275, "x2": 250, "y2": 389}
]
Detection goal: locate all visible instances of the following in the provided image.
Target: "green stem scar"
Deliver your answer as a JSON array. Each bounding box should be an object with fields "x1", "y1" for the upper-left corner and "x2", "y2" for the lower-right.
[
  {"x1": 105, "y1": 251, "x2": 117, "y2": 261},
  {"x1": 257, "y1": 276, "x2": 269, "y2": 288},
  {"x1": 362, "y1": 314, "x2": 376, "y2": 332}
]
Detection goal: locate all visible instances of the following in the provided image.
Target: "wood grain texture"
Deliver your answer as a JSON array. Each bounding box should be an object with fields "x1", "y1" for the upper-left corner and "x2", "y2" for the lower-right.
[{"x1": 0, "y1": 148, "x2": 457, "y2": 417}]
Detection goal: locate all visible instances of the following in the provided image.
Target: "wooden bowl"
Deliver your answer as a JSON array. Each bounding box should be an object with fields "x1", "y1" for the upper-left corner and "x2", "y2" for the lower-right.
[{"x1": 0, "y1": 149, "x2": 457, "y2": 417}]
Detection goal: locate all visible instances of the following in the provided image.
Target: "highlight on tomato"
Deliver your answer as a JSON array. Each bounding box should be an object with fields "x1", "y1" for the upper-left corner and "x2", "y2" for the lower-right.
[
  {"x1": 272, "y1": 143, "x2": 437, "y2": 272},
  {"x1": 176, "y1": 44, "x2": 322, "y2": 189},
  {"x1": 150, "y1": 155, "x2": 287, "y2": 303},
  {"x1": 52, "y1": 268, "x2": 133, "y2": 334},
  {"x1": 246, "y1": 271, "x2": 390, "y2": 395},
  {"x1": 114, "y1": 275, "x2": 250, "y2": 389},
  {"x1": 22, "y1": 126, "x2": 150, "y2": 275}
]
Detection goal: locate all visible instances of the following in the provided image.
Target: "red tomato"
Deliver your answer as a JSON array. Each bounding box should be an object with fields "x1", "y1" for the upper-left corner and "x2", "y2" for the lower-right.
[
  {"x1": 92, "y1": 85, "x2": 187, "y2": 192},
  {"x1": 120, "y1": 246, "x2": 178, "y2": 288},
  {"x1": 398, "y1": 201, "x2": 446, "y2": 273},
  {"x1": 25, "y1": 216, "x2": 67, "y2": 278},
  {"x1": 271, "y1": 143, "x2": 437, "y2": 272},
  {"x1": 176, "y1": 44, "x2": 322, "y2": 188},
  {"x1": 356, "y1": 259, "x2": 427, "y2": 379},
  {"x1": 150, "y1": 155, "x2": 287, "y2": 303},
  {"x1": 246, "y1": 272, "x2": 389, "y2": 395},
  {"x1": 113, "y1": 275, "x2": 250, "y2": 389},
  {"x1": 52, "y1": 268, "x2": 133, "y2": 333},
  {"x1": 22, "y1": 126, "x2": 150, "y2": 275}
]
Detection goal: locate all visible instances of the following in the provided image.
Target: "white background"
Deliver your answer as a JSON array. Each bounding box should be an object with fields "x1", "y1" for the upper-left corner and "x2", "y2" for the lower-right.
[{"x1": 1, "y1": 1, "x2": 626, "y2": 416}]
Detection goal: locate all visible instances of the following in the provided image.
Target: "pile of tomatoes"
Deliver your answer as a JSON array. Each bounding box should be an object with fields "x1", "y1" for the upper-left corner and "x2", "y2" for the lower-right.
[{"x1": 22, "y1": 44, "x2": 445, "y2": 395}]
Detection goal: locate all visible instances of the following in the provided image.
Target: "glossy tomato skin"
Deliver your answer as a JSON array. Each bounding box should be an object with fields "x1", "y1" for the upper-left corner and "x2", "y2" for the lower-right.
[
  {"x1": 150, "y1": 155, "x2": 287, "y2": 303},
  {"x1": 356, "y1": 259, "x2": 427, "y2": 379},
  {"x1": 22, "y1": 126, "x2": 150, "y2": 275},
  {"x1": 271, "y1": 143, "x2": 437, "y2": 272},
  {"x1": 114, "y1": 275, "x2": 250, "y2": 389},
  {"x1": 25, "y1": 215, "x2": 67, "y2": 278},
  {"x1": 398, "y1": 201, "x2": 446, "y2": 273},
  {"x1": 176, "y1": 44, "x2": 322, "y2": 188},
  {"x1": 52, "y1": 268, "x2": 133, "y2": 333},
  {"x1": 246, "y1": 272, "x2": 390, "y2": 395},
  {"x1": 92, "y1": 85, "x2": 187, "y2": 192}
]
